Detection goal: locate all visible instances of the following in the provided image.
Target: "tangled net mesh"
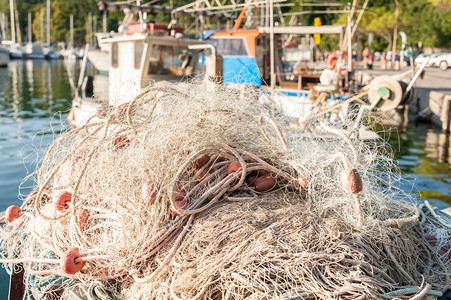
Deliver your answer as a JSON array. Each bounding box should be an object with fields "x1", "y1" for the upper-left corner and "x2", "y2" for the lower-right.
[{"x1": 0, "y1": 80, "x2": 450, "y2": 299}]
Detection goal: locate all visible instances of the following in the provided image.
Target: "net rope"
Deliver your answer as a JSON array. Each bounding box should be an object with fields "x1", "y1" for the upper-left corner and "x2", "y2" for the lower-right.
[{"x1": 0, "y1": 81, "x2": 449, "y2": 299}]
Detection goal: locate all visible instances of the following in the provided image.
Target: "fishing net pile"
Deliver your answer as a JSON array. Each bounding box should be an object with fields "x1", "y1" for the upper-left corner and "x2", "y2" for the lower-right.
[{"x1": 0, "y1": 81, "x2": 450, "y2": 299}]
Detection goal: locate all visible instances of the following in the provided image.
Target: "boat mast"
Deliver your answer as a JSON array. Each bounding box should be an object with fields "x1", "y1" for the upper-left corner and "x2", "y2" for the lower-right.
[
  {"x1": 46, "y1": 0, "x2": 50, "y2": 46},
  {"x1": 9, "y1": 0, "x2": 15, "y2": 43},
  {"x1": 270, "y1": 0, "x2": 275, "y2": 89},
  {"x1": 14, "y1": 3, "x2": 21, "y2": 45},
  {"x1": 0, "y1": 14, "x2": 7, "y2": 41},
  {"x1": 28, "y1": 12, "x2": 32, "y2": 44},
  {"x1": 40, "y1": 7, "x2": 44, "y2": 44},
  {"x1": 102, "y1": 10, "x2": 107, "y2": 33},
  {"x1": 70, "y1": 14, "x2": 74, "y2": 49},
  {"x1": 88, "y1": 12, "x2": 92, "y2": 47}
]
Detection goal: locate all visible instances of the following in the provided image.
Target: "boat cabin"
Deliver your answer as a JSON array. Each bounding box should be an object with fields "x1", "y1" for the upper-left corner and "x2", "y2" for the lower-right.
[
  {"x1": 105, "y1": 34, "x2": 209, "y2": 105},
  {"x1": 207, "y1": 25, "x2": 346, "y2": 90}
]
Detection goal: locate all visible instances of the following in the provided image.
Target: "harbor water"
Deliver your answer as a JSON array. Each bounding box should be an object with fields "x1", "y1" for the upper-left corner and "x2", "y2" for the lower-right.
[{"x1": 0, "y1": 60, "x2": 449, "y2": 297}]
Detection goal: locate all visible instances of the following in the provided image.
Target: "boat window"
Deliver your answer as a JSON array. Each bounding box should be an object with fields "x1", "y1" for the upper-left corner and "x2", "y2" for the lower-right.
[
  {"x1": 209, "y1": 38, "x2": 248, "y2": 56},
  {"x1": 111, "y1": 42, "x2": 118, "y2": 68},
  {"x1": 147, "y1": 44, "x2": 191, "y2": 76},
  {"x1": 134, "y1": 42, "x2": 145, "y2": 69}
]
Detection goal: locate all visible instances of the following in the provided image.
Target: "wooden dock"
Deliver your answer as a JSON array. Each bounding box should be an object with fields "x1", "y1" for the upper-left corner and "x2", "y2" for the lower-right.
[{"x1": 429, "y1": 91, "x2": 451, "y2": 132}]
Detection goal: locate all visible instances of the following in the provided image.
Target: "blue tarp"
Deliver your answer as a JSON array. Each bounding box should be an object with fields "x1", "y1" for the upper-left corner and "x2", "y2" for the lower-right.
[
  {"x1": 222, "y1": 56, "x2": 262, "y2": 86},
  {"x1": 202, "y1": 30, "x2": 219, "y2": 40}
]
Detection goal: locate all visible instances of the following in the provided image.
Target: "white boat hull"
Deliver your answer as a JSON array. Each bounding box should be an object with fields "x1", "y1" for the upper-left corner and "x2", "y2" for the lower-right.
[
  {"x1": 9, "y1": 46, "x2": 23, "y2": 59},
  {"x1": 0, "y1": 47, "x2": 10, "y2": 66},
  {"x1": 87, "y1": 50, "x2": 109, "y2": 74},
  {"x1": 24, "y1": 43, "x2": 45, "y2": 59},
  {"x1": 272, "y1": 90, "x2": 313, "y2": 120}
]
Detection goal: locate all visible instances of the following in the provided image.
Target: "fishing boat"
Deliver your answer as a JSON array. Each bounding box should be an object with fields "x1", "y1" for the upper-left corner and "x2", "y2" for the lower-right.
[
  {"x1": 205, "y1": 25, "x2": 355, "y2": 123},
  {"x1": 23, "y1": 13, "x2": 45, "y2": 59},
  {"x1": 87, "y1": 32, "x2": 114, "y2": 73},
  {"x1": 23, "y1": 42, "x2": 45, "y2": 59},
  {"x1": 70, "y1": 33, "x2": 215, "y2": 127},
  {"x1": 87, "y1": 23, "x2": 185, "y2": 74},
  {"x1": 74, "y1": 23, "x2": 363, "y2": 131}
]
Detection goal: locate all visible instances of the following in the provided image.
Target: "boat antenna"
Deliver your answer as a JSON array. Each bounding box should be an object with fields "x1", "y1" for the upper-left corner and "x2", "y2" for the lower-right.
[{"x1": 232, "y1": 6, "x2": 247, "y2": 30}]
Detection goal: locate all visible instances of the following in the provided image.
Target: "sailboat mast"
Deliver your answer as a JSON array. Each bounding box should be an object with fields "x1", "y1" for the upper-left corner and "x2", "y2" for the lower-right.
[
  {"x1": 270, "y1": 0, "x2": 275, "y2": 89},
  {"x1": 40, "y1": 8, "x2": 44, "y2": 44},
  {"x1": 70, "y1": 14, "x2": 74, "y2": 48},
  {"x1": 9, "y1": 0, "x2": 15, "y2": 43},
  {"x1": 28, "y1": 12, "x2": 32, "y2": 44},
  {"x1": 102, "y1": 10, "x2": 107, "y2": 33},
  {"x1": 46, "y1": 0, "x2": 50, "y2": 45},
  {"x1": 88, "y1": 12, "x2": 92, "y2": 47},
  {"x1": 0, "y1": 14, "x2": 7, "y2": 40},
  {"x1": 14, "y1": 4, "x2": 21, "y2": 44}
]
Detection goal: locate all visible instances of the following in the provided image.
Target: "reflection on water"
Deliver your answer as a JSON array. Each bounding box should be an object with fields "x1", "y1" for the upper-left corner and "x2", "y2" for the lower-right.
[
  {"x1": 0, "y1": 60, "x2": 88, "y2": 297},
  {"x1": 0, "y1": 60, "x2": 78, "y2": 211},
  {"x1": 0, "y1": 60, "x2": 106, "y2": 209},
  {"x1": 388, "y1": 123, "x2": 451, "y2": 209},
  {"x1": 425, "y1": 130, "x2": 451, "y2": 164}
]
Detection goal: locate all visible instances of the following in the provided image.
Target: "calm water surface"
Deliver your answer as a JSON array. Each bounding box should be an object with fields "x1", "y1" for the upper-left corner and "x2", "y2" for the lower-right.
[{"x1": 0, "y1": 60, "x2": 449, "y2": 297}]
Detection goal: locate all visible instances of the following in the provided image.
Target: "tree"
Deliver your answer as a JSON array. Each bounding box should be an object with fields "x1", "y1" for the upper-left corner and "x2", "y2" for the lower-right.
[{"x1": 1, "y1": 0, "x2": 450, "y2": 48}]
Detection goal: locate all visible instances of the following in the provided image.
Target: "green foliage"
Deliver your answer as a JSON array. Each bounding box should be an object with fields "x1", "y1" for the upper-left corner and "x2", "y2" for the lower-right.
[
  {"x1": 288, "y1": 0, "x2": 451, "y2": 50},
  {"x1": 0, "y1": 0, "x2": 450, "y2": 48},
  {"x1": 1, "y1": 0, "x2": 98, "y2": 46}
]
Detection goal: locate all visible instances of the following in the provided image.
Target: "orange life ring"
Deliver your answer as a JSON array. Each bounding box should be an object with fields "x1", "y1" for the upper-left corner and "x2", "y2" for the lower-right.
[
  {"x1": 327, "y1": 51, "x2": 353, "y2": 75},
  {"x1": 67, "y1": 106, "x2": 76, "y2": 128}
]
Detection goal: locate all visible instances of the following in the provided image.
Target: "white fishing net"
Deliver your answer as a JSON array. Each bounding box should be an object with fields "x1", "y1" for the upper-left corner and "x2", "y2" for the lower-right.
[{"x1": 0, "y1": 80, "x2": 449, "y2": 299}]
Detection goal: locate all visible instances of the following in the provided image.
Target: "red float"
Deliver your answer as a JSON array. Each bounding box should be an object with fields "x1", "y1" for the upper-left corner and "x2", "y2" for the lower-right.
[
  {"x1": 439, "y1": 245, "x2": 450, "y2": 256},
  {"x1": 61, "y1": 247, "x2": 85, "y2": 275},
  {"x1": 194, "y1": 168, "x2": 208, "y2": 181},
  {"x1": 254, "y1": 175, "x2": 277, "y2": 192},
  {"x1": 170, "y1": 200, "x2": 189, "y2": 217},
  {"x1": 425, "y1": 235, "x2": 438, "y2": 247},
  {"x1": 298, "y1": 177, "x2": 309, "y2": 189},
  {"x1": 340, "y1": 169, "x2": 363, "y2": 194},
  {"x1": 327, "y1": 51, "x2": 353, "y2": 76},
  {"x1": 193, "y1": 155, "x2": 210, "y2": 169},
  {"x1": 112, "y1": 136, "x2": 130, "y2": 150},
  {"x1": 141, "y1": 180, "x2": 158, "y2": 205},
  {"x1": 173, "y1": 186, "x2": 185, "y2": 202},
  {"x1": 5, "y1": 205, "x2": 22, "y2": 222},
  {"x1": 67, "y1": 107, "x2": 76, "y2": 128},
  {"x1": 55, "y1": 192, "x2": 72, "y2": 211},
  {"x1": 227, "y1": 161, "x2": 242, "y2": 175}
]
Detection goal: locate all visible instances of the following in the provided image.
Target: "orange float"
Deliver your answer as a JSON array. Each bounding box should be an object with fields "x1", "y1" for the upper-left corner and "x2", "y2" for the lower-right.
[
  {"x1": 67, "y1": 106, "x2": 76, "y2": 128},
  {"x1": 254, "y1": 175, "x2": 277, "y2": 192},
  {"x1": 141, "y1": 180, "x2": 158, "y2": 205},
  {"x1": 55, "y1": 192, "x2": 72, "y2": 211},
  {"x1": 193, "y1": 155, "x2": 210, "y2": 169},
  {"x1": 194, "y1": 168, "x2": 208, "y2": 181},
  {"x1": 61, "y1": 247, "x2": 85, "y2": 274},
  {"x1": 112, "y1": 136, "x2": 130, "y2": 150},
  {"x1": 173, "y1": 186, "x2": 185, "y2": 202},
  {"x1": 227, "y1": 161, "x2": 242, "y2": 175},
  {"x1": 5, "y1": 205, "x2": 22, "y2": 222},
  {"x1": 170, "y1": 200, "x2": 189, "y2": 217},
  {"x1": 340, "y1": 169, "x2": 363, "y2": 194},
  {"x1": 298, "y1": 177, "x2": 309, "y2": 189}
]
